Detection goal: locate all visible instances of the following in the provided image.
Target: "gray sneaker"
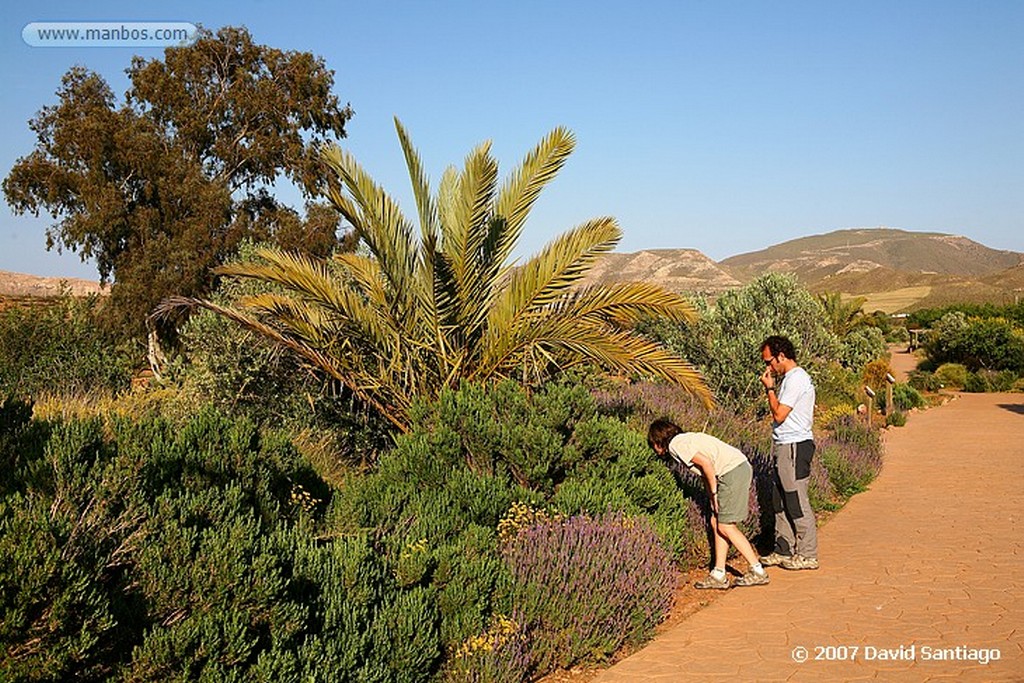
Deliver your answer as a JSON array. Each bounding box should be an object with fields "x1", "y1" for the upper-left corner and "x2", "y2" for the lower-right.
[
  {"x1": 734, "y1": 569, "x2": 770, "y2": 587},
  {"x1": 694, "y1": 573, "x2": 730, "y2": 590},
  {"x1": 781, "y1": 554, "x2": 819, "y2": 571},
  {"x1": 760, "y1": 552, "x2": 791, "y2": 567}
]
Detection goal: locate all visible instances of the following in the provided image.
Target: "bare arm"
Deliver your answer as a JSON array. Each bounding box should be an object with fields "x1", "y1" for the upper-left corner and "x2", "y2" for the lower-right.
[
  {"x1": 689, "y1": 452, "x2": 719, "y2": 514},
  {"x1": 761, "y1": 367, "x2": 793, "y2": 423}
]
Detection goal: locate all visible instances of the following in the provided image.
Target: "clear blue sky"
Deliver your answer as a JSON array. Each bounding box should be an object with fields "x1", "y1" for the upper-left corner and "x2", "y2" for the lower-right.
[{"x1": 2, "y1": 0, "x2": 1022, "y2": 279}]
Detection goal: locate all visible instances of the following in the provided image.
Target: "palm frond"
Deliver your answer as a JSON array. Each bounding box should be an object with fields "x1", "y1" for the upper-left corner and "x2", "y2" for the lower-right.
[
  {"x1": 394, "y1": 117, "x2": 438, "y2": 246},
  {"x1": 550, "y1": 282, "x2": 700, "y2": 328},
  {"x1": 449, "y1": 142, "x2": 498, "y2": 322},
  {"x1": 494, "y1": 126, "x2": 575, "y2": 264},
  {"x1": 158, "y1": 295, "x2": 411, "y2": 430},
  {"x1": 485, "y1": 217, "x2": 621, "y2": 346},
  {"x1": 322, "y1": 144, "x2": 418, "y2": 304},
  {"x1": 477, "y1": 312, "x2": 713, "y2": 406},
  {"x1": 217, "y1": 247, "x2": 391, "y2": 343}
]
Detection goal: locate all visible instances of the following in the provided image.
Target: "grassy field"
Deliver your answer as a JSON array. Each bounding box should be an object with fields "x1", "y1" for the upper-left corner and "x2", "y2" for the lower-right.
[{"x1": 844, "y1": 286, "x2": 932, "y2": 313}]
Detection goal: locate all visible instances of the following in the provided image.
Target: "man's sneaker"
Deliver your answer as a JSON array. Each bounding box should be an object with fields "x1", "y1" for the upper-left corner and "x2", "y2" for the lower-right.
[
  {"x1": 780, "y1": 554, "x2": 819, "y2": 571},
  {"x1": 694, "y1": 573, "x2": 730, "y2": 590},
  {"x1": 734, "y1": 570, "x2": 770, "y2": 587},
  {"x1": 760, "y1": 552, "x2": 791, "y2": 567}
]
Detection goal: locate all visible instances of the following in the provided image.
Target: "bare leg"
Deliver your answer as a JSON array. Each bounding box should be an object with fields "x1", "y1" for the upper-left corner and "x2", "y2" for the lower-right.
[
  {"x1": 708, "y1": 516, "x2": 730, "y2": 571},
  {"x1": 715, "y1": 521, "x2": 761, "y2": 569}
]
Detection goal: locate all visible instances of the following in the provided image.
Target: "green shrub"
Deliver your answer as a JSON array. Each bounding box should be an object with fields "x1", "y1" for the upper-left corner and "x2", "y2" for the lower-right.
[
  {"x1": 907, "y1": 370, "x2": 942, "y2": 392},
  {"x1": 809, "y1": 362, "x2": 861, "y2": 413},
  {"x1": 923, "y1": 312, "x2": 1024, "y2": 373},
  {"x1": 640, "y1": 273, "x2": 841, "y2": 410},
  {"x1": 550, "y1": 426, "x2": 700, "y2": 564},
  {"x1": 838, "y1": 326, "x2": 888, "y2": 371},
  {"x1": 173, "y1": 243, "x2": 394, "y2": 465},
  {"x1": 0, "y1": 416, "x2": 139, "y2": 682},
  {"x1": 892, "y1": 383, "x2": 925, "y2": 410},
  {"x1": 398, "y1": 380, "x2": 595, "y2": 493},
  {"x1": 934, "y1": 363, "x2": 969, "y2": 389},
  {"x1": 0, "y1": 407, "x2": 447, "y2": 681},
  {"x1": 886, "y1": 326, "x2": 911, "y2": 344},
  {"x1": 327, "y1": 397, "x2": 533, "y2": 654},
  {"x1": 0, "y1": 294, "x2": 136, "y2": 398},
  {"x1": 963, "y1": 372, "x2": 989, "y2": 393},
  {"x1": 961, "y1": 369, "x2": 1018, "y2": 393},
  {"x1": 982, "y1": 369, "x2": 1019, "y2": 392},
  {"x1": 885, "y1": 411, "x2": 907, "y2": 427}
]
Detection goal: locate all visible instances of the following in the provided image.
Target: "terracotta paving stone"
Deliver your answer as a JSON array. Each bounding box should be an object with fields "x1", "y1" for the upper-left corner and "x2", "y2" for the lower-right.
[{"x1": 592, "y1": 392, "x2": 1024, "y2": 682}]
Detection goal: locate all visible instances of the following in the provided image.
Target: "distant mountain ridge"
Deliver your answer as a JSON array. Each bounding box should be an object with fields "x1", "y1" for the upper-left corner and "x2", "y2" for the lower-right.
[
  {"x1": 720, "y1": 228, "x2": 1023, "y2": 281},
  {"x1": 0, "y1": 269, "x2": 105, "y2": 299},
  {"x1": 592, "y1": 228, "x2": 1024, "y2": 312},
  {"x1": 579, "y1": 248, "x2": 741, "y2": 293},
  {"x1": 3, "y1": 228, "x2": 1023, "y2": 313}
]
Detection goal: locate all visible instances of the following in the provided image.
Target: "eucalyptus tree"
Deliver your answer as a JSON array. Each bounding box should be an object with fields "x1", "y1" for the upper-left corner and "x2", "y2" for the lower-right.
[
  {"x1": 4, "y1": 26, "x2": 352, "y2": 334},
  {"x1": 163, "y1": 120, "x2": 711, "y2": 431}
]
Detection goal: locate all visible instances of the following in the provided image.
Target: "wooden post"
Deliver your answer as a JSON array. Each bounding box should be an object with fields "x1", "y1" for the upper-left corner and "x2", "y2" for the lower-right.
[
  {"x1": 884, "y1": 373, "x2": 896, "y2": 418},
  {"x1": 864, "y1": 386, "x2": 877, "y2": 427}
]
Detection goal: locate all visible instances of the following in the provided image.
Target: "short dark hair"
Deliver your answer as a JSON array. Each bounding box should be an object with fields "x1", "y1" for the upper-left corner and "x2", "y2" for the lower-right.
[
  {"x1": 760, "y1": 335, "x2": 798, "y2": 362},
  {"x1": 647, "y1": 419, "x2": 683, "y2": 452}
]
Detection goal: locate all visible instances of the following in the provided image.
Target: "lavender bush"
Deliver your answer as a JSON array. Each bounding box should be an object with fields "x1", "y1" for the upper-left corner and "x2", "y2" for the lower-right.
[
  {"x1": 807, "y1": 452, "x2": 838, "y2": 511},
  {"x1": 591, "y1": 382, "x2": 772, "y2": 460},
  {"x1": 503, "y1": 512, "x2": 677, "y2": 675},
  {"x1": 443, "y1": 615, "x2": 532, "y2": 683}
]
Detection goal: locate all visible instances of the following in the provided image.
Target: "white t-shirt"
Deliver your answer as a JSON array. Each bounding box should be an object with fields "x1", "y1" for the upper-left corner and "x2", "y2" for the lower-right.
[
  {"x1": 773, "y1": 366, "x2": 815, "y2": 444},
  {"x1": 667, "y1": 432, "x2": 747, "y2": 478}
]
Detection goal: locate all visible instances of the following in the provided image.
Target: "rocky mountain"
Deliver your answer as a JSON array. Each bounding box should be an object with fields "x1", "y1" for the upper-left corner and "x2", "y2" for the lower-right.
[
  {"x1": 578, "y1": 248, "x2": 740, "y2": 293},
  {"x1": 583, "y1": 228, "x2": 1024, "y2": 312},
  {"x1": 719, "y1": 228, "x2": 1023, "y2": 282},
  {"x1": 0, "y1": 269, "x2": 105, "y2": 309}
]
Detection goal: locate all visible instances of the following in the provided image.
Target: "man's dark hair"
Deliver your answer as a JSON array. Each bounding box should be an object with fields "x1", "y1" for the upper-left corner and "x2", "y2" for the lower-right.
[
  {"x1": 761, "y1": 335, "x2": 798, "y2": 362},
  {"x1": 647, "y1": 419, "x2": 683, "y2": 452}
]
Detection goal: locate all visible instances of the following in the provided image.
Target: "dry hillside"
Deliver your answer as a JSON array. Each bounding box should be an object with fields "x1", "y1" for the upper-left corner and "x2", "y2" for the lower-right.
[
  {"x1": 584, "y1": 228, "x2": 1024, "y2": 313},
  {"x1": 0, "y1": 270, "x2": 105, "y2": 310},
  {"x1": 578, "y1": 249, "x2": 740, "y2": 294}
]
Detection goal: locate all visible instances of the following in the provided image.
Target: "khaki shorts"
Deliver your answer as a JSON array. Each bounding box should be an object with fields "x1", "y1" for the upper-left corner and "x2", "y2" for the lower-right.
[{"x1": 716, "y1": 460, "x2": 752, "y2": 524}]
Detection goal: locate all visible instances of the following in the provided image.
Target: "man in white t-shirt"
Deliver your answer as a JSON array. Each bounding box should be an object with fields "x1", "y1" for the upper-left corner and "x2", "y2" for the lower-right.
[
  {"x1": 759, "y1": 335, "x2": 819, "y2": 571},
  {"x1": 648, "y1": 419, "x2": 770, "y2": 589}
]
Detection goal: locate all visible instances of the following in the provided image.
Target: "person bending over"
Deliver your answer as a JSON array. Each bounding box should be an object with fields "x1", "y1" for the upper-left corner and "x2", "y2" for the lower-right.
[{"x1": 648, "y1": 419, "x2": 769, "y2": 589}]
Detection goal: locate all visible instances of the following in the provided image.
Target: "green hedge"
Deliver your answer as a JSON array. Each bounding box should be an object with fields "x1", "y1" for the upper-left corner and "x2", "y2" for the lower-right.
[
  {"x1": 0, "y1": 295, "x2": 135, "y2": 398},
  {"x1": 0, "y1": 402, "x2": 439, "y2": 682}
]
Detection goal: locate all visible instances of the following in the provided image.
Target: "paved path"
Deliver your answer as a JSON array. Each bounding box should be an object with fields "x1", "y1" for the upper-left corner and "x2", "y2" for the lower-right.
[{"x1": 594, "y1": 392, "x2": 1024, "y2": 682}]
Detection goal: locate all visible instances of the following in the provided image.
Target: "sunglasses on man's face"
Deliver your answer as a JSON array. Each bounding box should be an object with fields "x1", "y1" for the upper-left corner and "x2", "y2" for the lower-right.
[{"x1": 763, "y1": 356, "x2": 777, "y2": 366}]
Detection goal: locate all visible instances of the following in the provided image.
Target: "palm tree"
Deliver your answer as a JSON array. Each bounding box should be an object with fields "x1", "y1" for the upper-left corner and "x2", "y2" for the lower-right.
[
  {"x1": 162, "y1": 119, "x2": 711, "y2": 431},
  {"x1": 818, "y1": 291, "x2": 867, "y2": 336}
]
